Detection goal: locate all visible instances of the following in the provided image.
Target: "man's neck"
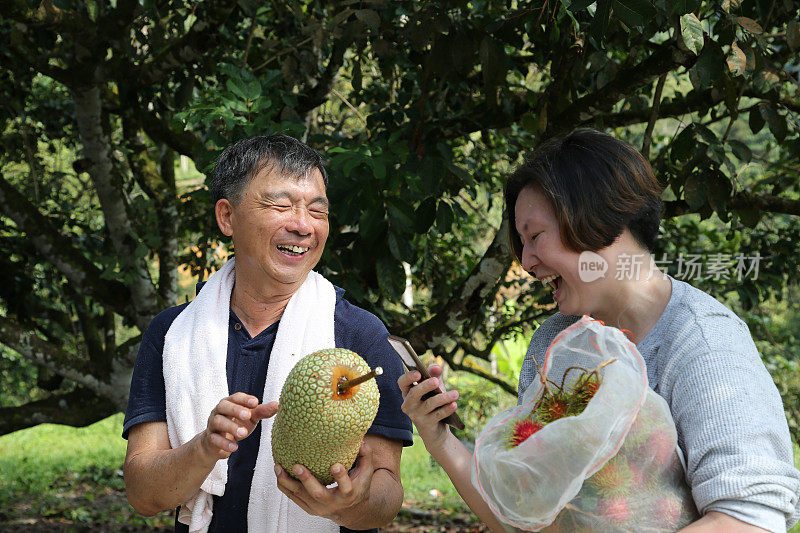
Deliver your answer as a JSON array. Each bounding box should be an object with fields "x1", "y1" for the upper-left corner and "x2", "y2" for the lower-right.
[{"x1": 229, "y1": 278, "x2": 301, "y2": 337}]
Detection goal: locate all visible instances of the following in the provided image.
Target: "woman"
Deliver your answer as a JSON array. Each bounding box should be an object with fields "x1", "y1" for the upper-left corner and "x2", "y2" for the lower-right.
[{"x1": 398, "y1": 129, "x2": 800, "y2": 532}]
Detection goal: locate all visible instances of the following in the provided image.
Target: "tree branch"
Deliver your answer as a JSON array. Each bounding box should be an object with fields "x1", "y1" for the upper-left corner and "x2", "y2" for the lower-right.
[
  {"x1": 0, "y1": 173, "x2": 134, "y2": 322},
  {"x1": 548, "y1": 41, "x2": 697, "y2": 136},
  {"x1": 642, "y1": 73, "x2": 667, "y2": 159},
  {"x1": 664, "y1": 191, "x2": 800, "y2": 218},
  {"x1": 0, "y1": 387, "x2": 117, "y2": 436},
  {"x1": 0, "y1": 315, "x2": 116, "y2": 400},
  {"x1": 406, "y1": 220, "x2": 513, "y2": 354},
  {"x1": 446, "y1": 354, "x2": 517, "y2": 396},
  {"x1": 136, "y1": 0, "x2": 240, "y2": 85},
  {"x1": 73, "y1": 83, "x2": 161, "y2": 325}
]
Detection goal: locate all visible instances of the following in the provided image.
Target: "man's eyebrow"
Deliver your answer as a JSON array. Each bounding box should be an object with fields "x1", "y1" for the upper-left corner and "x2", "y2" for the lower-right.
[
  {"x1": 259, "y1": 191, "x2": 329, "y2": 209},
  {"x1": 309, "y1": 196, "x2": 329, "y2": 209}
]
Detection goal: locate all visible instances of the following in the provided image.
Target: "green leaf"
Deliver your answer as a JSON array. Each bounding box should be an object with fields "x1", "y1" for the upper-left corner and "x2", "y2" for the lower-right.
[
  {"x1": 760, "y1": 106, "x2": 787, "y2": 142},
  {"x1": 351, "y1": 60, "x2": 362, "y2": 91},
  {"x1": 414, "y1": 197, "x2": 437, "y2": 233},
  {"x1": 788, "y1": 21, "x2": 800, "y2": 51},
  {"x1": 737, "y1": 208, "x2": 761, "y2": 228},
  {"x1": 479, "y1": 36, "x2": 507, "y2": 86},
  {"x1": 728, "y1": 140, "x2": 752, "y2": 162},
  {"x1": 684, "y1": 173, "x2": 708, "y2": 210},
  {"x1": 589, "y1": 0, "x2": 612, "y2": 46},
  {"x1": 226, "y1": 71, "x2": 261, "y2": 101},
  {"x1": 691, "y1": 42, "x2": 724, "y2": 87},
  {"x1": 726, "y1": 42, "x2": 746, "y2": 76},
  {"x1": 368, "y1": 157, "x2": 386, "y2": 180},
  {"x1": 388, "y1": 232, "x2": 414, "y2": 262},
  {"x1": 736, "y1": 17, "x2": 763, "y2": 35},
  {"x1": 521, "y1": 112, "x2": 538, "y2": 133},
  {"x1": 749, "y1": 106, "x2": 765, "y2": 134},
  {"x1": 376, "y1": 257, "x2": 406, "y2": 298},
  {"x1": 355, "y1": 9, "x2": 380, "y2": 29},
  {"x1": 436, "y1": 201, "x2": 454, "y2": 232},
  {"x1": 695, "y1": 124, "x2": 718, "y2": 145},
  {"x1": 680, "y1": 13, "x2": 703, "y2": 55},
  {"x1": 612, "y1": 0, "x2": 656, "y2": 28},
  {"x1": 386, "y1": 198, "x2": 416, "y2": 233},
  {"x1": 707, "y1": 174, "x2": 732, "y2": 214},
  {"x1": 565, "y1": 0, "x2": 596, "y2": 12},
  {"x1": 670, "y1": 0, "x2": 701, "y2": 15},
  {"x1": 671, "y1": 124, "x2": 695, "y2": 161}
]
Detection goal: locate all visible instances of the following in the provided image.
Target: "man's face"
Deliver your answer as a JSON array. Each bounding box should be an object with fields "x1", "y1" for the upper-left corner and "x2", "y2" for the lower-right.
[{"x1": 219, "y1": 165, "x2": 329, "y2": 290}]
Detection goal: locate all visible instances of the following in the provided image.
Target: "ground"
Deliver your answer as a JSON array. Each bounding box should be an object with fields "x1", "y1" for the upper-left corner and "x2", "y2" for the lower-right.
[{"x1": 1, "y1": 482, "x2": 488, "y2": 533}]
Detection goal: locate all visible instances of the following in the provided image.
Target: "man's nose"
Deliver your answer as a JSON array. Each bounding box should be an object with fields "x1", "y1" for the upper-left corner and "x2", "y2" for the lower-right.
[{"x1": 286, "y1": 207, "x2": 313, "y2": 234}]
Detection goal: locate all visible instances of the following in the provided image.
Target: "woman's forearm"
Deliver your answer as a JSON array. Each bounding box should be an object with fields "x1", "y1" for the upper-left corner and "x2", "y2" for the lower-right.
[{"x1": 427, "y1": 433, "x2": 508, "y2": 533}]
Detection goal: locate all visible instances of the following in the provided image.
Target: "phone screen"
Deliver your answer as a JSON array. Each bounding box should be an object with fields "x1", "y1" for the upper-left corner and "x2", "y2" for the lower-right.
[{"x1": 386, "y1": 335, "x2": 465, "y2": 430}]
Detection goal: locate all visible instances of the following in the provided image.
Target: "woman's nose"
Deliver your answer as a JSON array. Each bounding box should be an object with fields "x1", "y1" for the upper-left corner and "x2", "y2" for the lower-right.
[{"x1": 521, "y1": 243, "x2": 539, "y2": 274}]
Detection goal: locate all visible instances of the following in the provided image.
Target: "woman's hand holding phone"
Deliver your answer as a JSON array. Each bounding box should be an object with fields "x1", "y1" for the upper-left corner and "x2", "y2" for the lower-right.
[{"x1": 397, "y1": 364, "x2": 461, "y2": 451}]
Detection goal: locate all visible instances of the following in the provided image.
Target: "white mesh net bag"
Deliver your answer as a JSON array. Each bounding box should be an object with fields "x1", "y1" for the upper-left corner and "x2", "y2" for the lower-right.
[{"x1": 471, "y1": 316, "x2": 698, "y2": 532}]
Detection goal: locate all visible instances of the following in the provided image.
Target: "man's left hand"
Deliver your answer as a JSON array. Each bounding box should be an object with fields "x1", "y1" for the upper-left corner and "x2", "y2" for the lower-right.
[{"x1": 274, "y1": 440, "x2": 375, "y2": 524}]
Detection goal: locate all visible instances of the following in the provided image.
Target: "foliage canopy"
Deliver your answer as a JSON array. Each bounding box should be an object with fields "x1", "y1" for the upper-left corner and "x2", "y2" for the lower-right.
[{"x1": 0, "y1": 0, "x2": 798, "y2": 436}]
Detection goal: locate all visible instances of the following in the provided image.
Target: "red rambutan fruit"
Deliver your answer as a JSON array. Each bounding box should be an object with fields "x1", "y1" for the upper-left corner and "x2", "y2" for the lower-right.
[
  {"x1": 655, "y1": 495, "x2": 682, "y2": 528},
  {"x1": 508, "y1": 418, "x2": 543, "y2": 448},
  {"x1": 645, "y1": 429, "x2": 675, "y2": 466},
  {"x1": 587, "y1": 457, "x2": 632, "y2": 493},
  {"x1": 596, "y1": 495, "x2": 631, "y2": 524}
]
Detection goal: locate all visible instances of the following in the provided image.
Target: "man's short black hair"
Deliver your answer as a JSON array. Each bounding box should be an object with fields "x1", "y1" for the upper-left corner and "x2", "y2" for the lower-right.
[{"x1": 209, "y1": 134, "x2": 328, "y2": 206}]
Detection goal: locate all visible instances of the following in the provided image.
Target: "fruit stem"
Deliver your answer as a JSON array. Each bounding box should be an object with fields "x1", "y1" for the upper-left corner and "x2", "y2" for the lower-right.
[{"x1": 338, "y1": 367, "x2": 383, "y2": 393}]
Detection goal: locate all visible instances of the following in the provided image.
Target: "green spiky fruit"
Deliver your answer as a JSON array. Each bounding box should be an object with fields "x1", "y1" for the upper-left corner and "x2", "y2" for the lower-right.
[{"x1": 271, "y1": 348, "x2": 380, "y2": 485}]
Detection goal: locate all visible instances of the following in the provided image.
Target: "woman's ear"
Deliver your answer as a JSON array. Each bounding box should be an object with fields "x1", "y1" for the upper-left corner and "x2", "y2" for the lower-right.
[{"x1": 215, "y1": 199, "x2": 234, "y2": 237}]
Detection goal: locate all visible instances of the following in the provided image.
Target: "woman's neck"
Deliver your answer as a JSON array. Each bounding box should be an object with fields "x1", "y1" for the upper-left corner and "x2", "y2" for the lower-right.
[{"x1": 592, "y1": 259, "x2": 673, "y2": 344}]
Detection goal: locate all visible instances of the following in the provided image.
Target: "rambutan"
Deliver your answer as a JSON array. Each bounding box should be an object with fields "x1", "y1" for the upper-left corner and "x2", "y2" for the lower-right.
[
  {"x1": 596, "y1": 495, "x2": 631, "y2": 525},
  {"x1": 587, "y1": 456, "x2": 632, "y2": 493},
  {"x1": 537, "y1": 393, "x2": 571, "y2": 423},
  {"x1": 507, "y1": 418, "x2": 543, "y2": 448},
  {"x1": 645, "y1": 429, "x2": 675, "y2": 466},
  {"x1": 655, "y1": 495, "x2": 682, "y2": 528}
]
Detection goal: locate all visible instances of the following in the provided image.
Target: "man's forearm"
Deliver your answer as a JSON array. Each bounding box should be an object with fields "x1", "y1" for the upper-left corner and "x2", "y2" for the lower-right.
[
  {"x1": 124, "y1": 431, "x2": 218, "y2": 516},
  {"x1": 333, "y1": 468, "x2": 404, "y2": 529}
]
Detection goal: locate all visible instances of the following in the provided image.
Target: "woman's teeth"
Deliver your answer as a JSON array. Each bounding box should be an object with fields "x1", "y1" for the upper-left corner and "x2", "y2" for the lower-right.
[
  {"x1": 278, "y1": 245, "x2": 309, "y2": 256},
  {"x1": 539, "y1": 274, "x2": 558, "y2": 288}
]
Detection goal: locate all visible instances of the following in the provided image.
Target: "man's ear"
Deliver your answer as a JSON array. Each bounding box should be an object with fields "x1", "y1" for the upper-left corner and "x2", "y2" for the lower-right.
[{"x1": 215, "y1": 199, "x2": 234, "y2": 236}]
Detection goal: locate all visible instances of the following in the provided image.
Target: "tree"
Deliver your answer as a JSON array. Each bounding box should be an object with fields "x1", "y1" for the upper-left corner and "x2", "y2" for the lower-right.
[{"x1": 1, "y1": 0, "x2": 798, "y2": 436}]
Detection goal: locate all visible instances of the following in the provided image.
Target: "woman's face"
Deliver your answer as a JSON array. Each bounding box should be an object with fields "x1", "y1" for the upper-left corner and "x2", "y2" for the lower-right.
[{"x1": 514, "y1": 185, "x2": 605, "y2": 316}]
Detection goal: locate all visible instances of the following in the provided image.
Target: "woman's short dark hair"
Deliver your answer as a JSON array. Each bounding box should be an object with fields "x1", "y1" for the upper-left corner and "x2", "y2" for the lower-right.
[
  {"x1": 504, "y1": 128, "x2": 663, "y2": 260},
  {"x1": 209, "y1": 134, "x2": 328, "y2": 206}
]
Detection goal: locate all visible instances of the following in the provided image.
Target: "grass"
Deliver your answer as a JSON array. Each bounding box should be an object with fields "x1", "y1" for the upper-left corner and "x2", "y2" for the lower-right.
[{"x1": 1, "y1": 415, "x2": 798, "y2": 530}]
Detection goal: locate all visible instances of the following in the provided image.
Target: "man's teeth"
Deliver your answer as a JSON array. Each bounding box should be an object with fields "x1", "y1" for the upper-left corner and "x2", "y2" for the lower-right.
[{"x1": 278, "y1": 245, "x2": 309, "y2": 255}]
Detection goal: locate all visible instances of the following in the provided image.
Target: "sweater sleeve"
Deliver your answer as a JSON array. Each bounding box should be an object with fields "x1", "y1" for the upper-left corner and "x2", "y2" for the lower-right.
[{"x1": 658, "y1": 313, "x2": 800, "y2": 533}]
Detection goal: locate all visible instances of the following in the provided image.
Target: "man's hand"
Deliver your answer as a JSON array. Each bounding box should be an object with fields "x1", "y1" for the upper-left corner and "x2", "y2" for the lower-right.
[
  {"x1": 202, "y1": 392, "x2": 279, "y2": 460},
  {"x1": 274, "y1": 440, "x2": 376, "y2": 525}
]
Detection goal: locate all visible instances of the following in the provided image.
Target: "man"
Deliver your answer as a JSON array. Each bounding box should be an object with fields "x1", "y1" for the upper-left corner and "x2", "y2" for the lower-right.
[{"x1": 122, "y1": 134, "x2": 412, "y2": 532}]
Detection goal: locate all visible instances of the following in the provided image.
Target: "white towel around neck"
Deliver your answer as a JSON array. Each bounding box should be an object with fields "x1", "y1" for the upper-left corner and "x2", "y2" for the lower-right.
[{"x1": 163, "y1": 257, "x2": 339, "y2": 533}]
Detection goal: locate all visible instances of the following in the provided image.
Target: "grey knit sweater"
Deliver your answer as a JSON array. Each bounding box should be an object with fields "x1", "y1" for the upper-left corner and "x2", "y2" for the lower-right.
[{"x1": 517, "y1": 277, "x2": 800, "y2": 532}]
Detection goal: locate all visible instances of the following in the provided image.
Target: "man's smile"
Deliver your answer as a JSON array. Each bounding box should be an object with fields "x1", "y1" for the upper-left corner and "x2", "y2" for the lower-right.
[{"x1": 277, "y1": 244, "x2": 310, "y2": 257}]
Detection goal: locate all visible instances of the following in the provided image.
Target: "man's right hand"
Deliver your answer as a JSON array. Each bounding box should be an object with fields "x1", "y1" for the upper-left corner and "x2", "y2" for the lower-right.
[{"x1": 202, "y1": 392, "x2": 279, "y2": 460}]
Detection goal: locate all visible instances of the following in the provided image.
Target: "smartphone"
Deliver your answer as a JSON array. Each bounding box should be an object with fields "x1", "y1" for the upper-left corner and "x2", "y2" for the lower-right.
[{"x1": 387, "y1": 334, "x2": 465, "y2": 430}]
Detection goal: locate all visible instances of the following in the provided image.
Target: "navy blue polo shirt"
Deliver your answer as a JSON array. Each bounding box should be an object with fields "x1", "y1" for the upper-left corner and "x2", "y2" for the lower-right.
[{"x1": 123, "y1": 285, "x2": 413, "y2": 533}]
